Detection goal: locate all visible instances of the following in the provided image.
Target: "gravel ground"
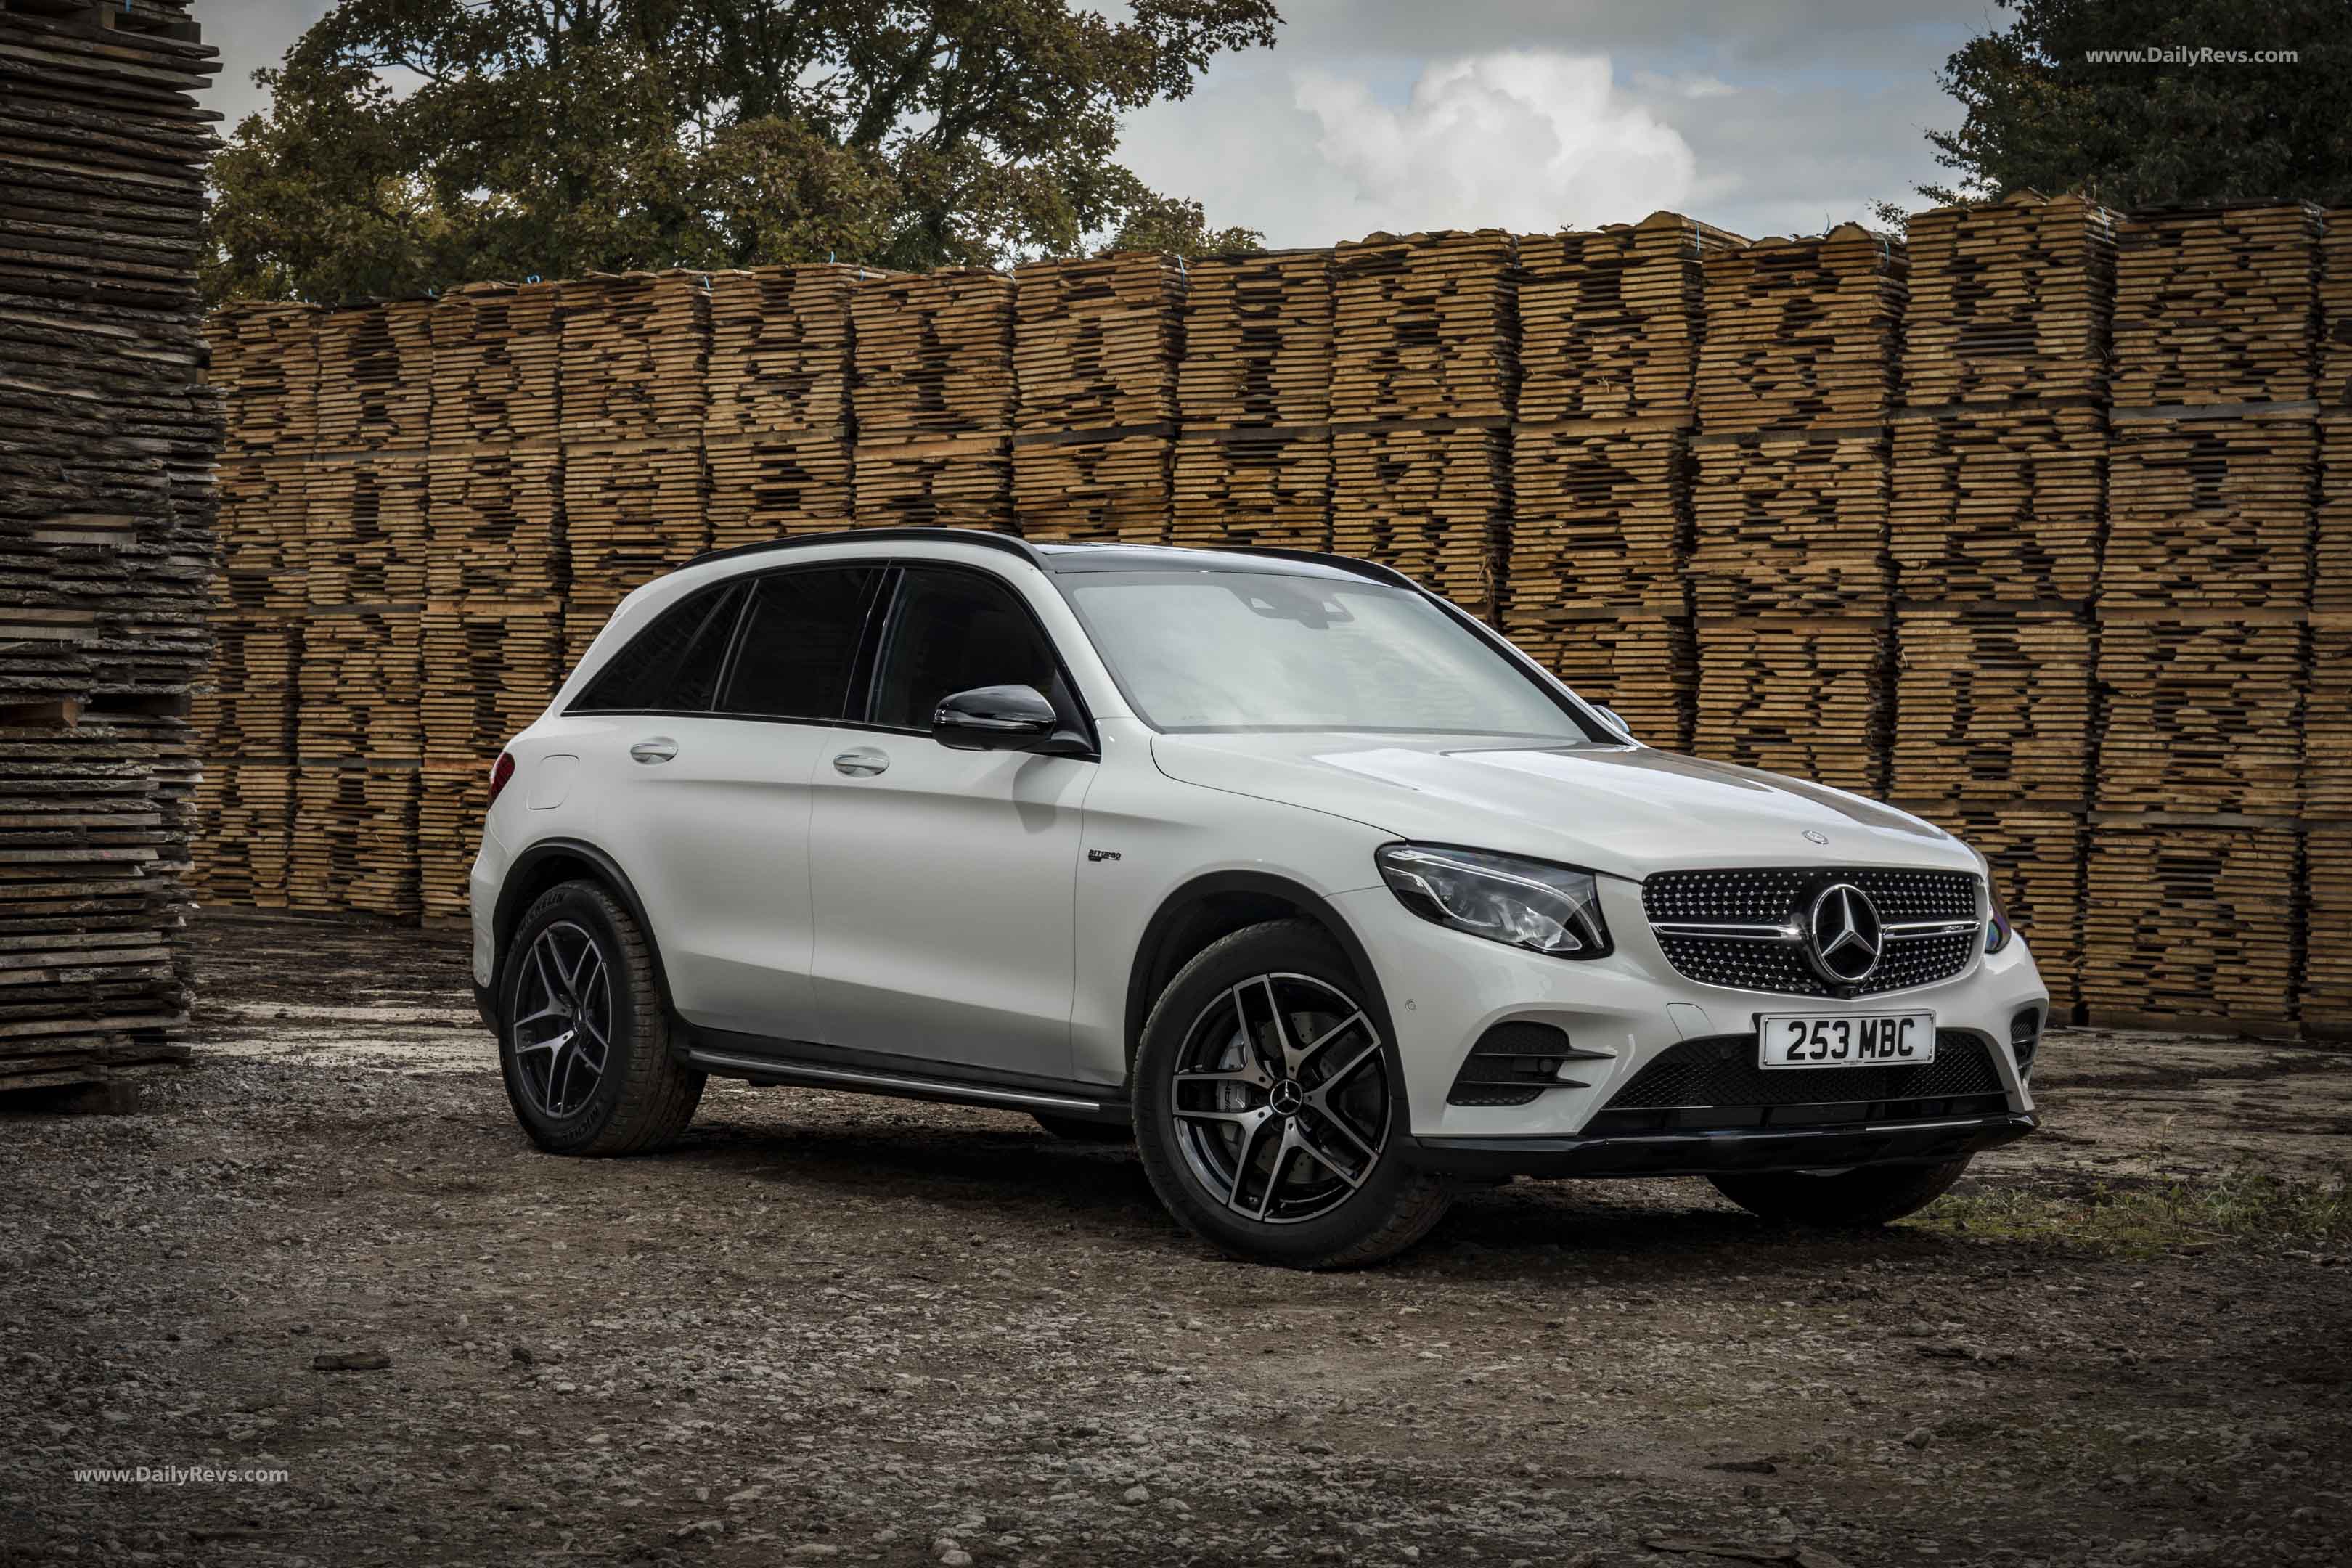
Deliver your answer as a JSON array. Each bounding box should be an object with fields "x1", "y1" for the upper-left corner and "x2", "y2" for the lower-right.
[{"x1": 3, "y1": 911, "x2": 2348, "y2": 1568}]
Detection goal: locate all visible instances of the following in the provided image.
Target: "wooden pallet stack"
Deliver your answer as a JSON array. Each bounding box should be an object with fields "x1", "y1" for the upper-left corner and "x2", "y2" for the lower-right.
[
  {"x1": 851, "y1": 269, "x2": 1013, "y2": 531},
  {"x1": 560, "y1": 270, "x2": 711, "y2": 659},
  {"x1": 2305, "y1": 209, "x2": 2352, "y2": 1036},
  {"x1": 704, "y1": 264, "x2": 857, "y2": 551},
  {"x1": 1890, "y1": 194, "x2": 2116, "y2": 1008},
  {"x1": 1692, "y1": 225, "x2": 1906, "y2": 791},
  {"x1": 1173, "y1": 249, "x2": 1334, "y2": 552},
  {"x1": 1507, "y1": 213, "x2": 1740, "y2": 748},
  {"x1": 1329, "y1": 231, "x2": 1517, "y2": 617},
  {"x1": 417, "y1": 281, "x2": 566, "y2": 917},
  {"x1": 2083, "y1": 203, "x2": 2323, "y2": 1032},
  {"x1": 1011, "y1": 253, "x2": 1183, "y2": 544},
  {"x1": 1, "y1": 0, "x2": 219, "y2": 1098}
]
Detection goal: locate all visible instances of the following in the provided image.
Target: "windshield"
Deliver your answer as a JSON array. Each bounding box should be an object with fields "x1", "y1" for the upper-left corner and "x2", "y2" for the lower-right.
[{"x1": 1058, "y1": 569, "x2": 1600, "y2": 739}]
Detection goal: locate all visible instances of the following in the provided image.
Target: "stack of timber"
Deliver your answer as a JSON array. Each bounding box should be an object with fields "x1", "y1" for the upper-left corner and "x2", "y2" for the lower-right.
[
  {"x1": 1891, "y1": 195, "x2": 2116, "y2": 1006},
  {"x1": 851, "y1": 269, "x2": 1013, "y2": 531},
  {"x1": 1, "y1": 0, "x2": 220, "y2": 1095},
  {"x1": 560, "y1": 271, "x2": 711, "y2": 660},
  {"x1": 2085, "y1": 203, "x2": 2322, "y2": 1032},
  {"x1": 1013, "y1": 253, "x2": 1183, "y2": 544},
  {"x1": 1328, "y1": 230, "x2": 1517, "y2": 617},
  {"x1": 415, "y1": 281, "x2": 566, "y2": 918},
  {"x1": 1174, "y1": 250, "x2": 1334, "y2": 552},
  {"x1": 1506, "y1": 214, "x2": 1737, "y2": 748},
  {"x1": 314, "y1": 298, "x2": 433, "y2": 452},
  {"x1": 1693, "y1": 226, "x2": 1905, "y2": 793},
  {"x1": 704, "y1": 264, "x2": 857, "y2": 551},
  {"x1": 2301, "y1": 208, "x2": 2352, "y2": 1034}
]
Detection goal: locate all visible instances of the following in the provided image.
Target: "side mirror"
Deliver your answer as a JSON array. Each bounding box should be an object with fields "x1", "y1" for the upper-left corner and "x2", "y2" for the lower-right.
[
  {"x1": 931, "y1": 685, "x2": 1090, "y2": 756},
  {"x1": 1594, "y1": 705, "x2": 1635, "y2": 741}
]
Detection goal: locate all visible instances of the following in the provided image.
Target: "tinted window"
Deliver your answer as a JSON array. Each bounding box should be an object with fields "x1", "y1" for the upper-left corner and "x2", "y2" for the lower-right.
[
  {"x1": 573, "y1": 582, "x2": 743, "y2": 712},
  {"x1": 869, "y1": 568, "x2": 1063, "y2": 731},
  {"x1": 719, "y1": 568, "x2": 878, "y2": 719}
]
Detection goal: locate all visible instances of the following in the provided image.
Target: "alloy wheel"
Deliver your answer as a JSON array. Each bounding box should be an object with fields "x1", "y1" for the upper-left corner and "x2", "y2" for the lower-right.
[
  {"x1": 509, "y1": 920, "x2": 612, "y2": 1118},
  {"x1": 1169, "y1": 971, "x2": 1390, "y2": 1225}
]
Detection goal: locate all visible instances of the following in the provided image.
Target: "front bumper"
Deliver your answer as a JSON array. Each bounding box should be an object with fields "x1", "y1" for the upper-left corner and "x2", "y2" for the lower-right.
[
  {"x1": 1330, "y1": 875, "x2": 2049, "y2": 1146},
  {"x1": 1405, "y1": 1110, "x2": 2037, "y2": 1180}
]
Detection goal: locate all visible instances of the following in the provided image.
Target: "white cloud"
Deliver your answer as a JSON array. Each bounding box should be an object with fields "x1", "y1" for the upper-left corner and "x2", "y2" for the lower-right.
[{"x1": 1291, "y1": 52, "x2": 1695, "y2": 235}]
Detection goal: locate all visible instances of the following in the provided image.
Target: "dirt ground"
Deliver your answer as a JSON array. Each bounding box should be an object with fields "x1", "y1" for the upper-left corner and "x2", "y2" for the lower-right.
[{"x1": 3, "y1": 912, "x2": 2348, "y2": 1568}]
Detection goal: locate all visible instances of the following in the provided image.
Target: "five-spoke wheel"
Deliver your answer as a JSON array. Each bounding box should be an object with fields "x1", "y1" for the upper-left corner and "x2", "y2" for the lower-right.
[{"x1": 507, "y1": 920, "x2": 613, "y2": 1119}]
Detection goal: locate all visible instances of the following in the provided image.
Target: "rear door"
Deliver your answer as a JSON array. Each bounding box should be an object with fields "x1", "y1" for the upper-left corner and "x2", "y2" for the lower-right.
[
  {"x1": 584, "y1": 563, "x2": 883, "y2": 1040},
  {"x1": 807, "y1": 563, "x2": 1097, "y2": 1080}
]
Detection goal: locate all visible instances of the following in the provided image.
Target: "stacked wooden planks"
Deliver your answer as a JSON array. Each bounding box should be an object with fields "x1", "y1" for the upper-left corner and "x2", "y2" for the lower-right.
[
  {"x1": 1890, "y1": 195, "x2": 2117, "y2": 1008},
  {"x1": 1329, "y1": 231, "x2": 1517, "y2": 618},
  {"x1": 560, "y1": 271, "x2": 711, "y2": 659},
  {"x1": 1506, "y1": 213, "x2": 1739, "y2": 747},
  {"x1": 1013, "y1": 253, "x2": 1183, "y2": 544},
  {"x1": 704, "y1": 264, "x2": 857, "y2": 552},
  {"x1": 1, "y1": 0, "x2": 220, "y2": 1097},
  {"x1": 2306, "y1": 208, "x2": 2352, "y2": 1036},
  {"x1": 1693, "y1": 225, "x2": 1905, "y2": 791},
  {"x1": 1173, "y1": 249, "x2": 1334, "y2": 551},
  {"x1": 851, "y1": 269, "x2": 1013, "y2": 530},
  {"x1": 2083, "y1": 203, "x2": 2323, "y2": 1033}
]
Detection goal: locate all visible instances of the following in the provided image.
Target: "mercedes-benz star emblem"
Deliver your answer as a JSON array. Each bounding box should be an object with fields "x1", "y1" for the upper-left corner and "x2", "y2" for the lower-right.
[
  {"x1": 1805, "y1": 883, "x2": 1884, "y2": 984},
  {"x1": 1803, "y1": 829, "x2": 1830, "y2": 845},
  {"x1": 1267, "y1": 1079, "x2": 1306, "y2": 1117}
]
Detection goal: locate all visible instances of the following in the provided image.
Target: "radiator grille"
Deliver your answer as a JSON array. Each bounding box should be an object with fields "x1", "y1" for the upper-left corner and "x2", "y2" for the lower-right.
[{"x1": 1644, "y1": 866, "x2": 1982, "y2": 997}]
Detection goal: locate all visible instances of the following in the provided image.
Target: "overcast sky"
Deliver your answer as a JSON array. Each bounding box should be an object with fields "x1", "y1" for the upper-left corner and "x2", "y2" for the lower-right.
[{"x1": 205, "y1": 0, "x2": 1990, "y2": 243}]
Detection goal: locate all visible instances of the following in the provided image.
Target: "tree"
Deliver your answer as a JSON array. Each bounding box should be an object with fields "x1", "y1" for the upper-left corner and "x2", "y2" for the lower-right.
[
  {"x1": 205, "y1": 0, "x2": 1275, "y2": 304},
  {"x1": 1902, "y1": 0, "x2": 2352, "y2": 213}
]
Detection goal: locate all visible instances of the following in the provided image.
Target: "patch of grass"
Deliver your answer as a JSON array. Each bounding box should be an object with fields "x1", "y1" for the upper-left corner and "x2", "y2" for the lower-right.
[{"x1": 1906, "y1": 1164, "x2": 2352, "y2": 1256}]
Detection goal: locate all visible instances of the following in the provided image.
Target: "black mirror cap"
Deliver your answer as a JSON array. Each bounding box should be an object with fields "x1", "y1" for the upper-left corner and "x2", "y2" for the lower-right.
[{"x1": 931, "y1": 684, "x2": 1090, "y2": 756}]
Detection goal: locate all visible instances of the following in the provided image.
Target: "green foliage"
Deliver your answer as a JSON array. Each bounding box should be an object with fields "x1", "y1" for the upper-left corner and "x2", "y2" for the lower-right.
[
  {"x1": 205, "y1": 0, "x2": 1275, "y2": 304},
  {"x1": 1911, "y1": 0, "x2": 2352, "y2": 211}
]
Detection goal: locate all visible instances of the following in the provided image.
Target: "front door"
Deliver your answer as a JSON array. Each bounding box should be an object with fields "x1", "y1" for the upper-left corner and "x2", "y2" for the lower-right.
[{"x1": 807, "y1": 565, "x2": 1095, "y2": 1081}]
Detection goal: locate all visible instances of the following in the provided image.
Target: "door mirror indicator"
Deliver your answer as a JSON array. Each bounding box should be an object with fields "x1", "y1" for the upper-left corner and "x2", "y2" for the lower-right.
[{"x1": 931, "y1": 685, "x2": 1091, "y2": 756}]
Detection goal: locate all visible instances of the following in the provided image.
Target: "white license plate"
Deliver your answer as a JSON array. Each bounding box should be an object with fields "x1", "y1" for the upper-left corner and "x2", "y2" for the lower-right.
[{"x1": 1757, "y1": 1012, "x2": 1935, "y2": 1069}]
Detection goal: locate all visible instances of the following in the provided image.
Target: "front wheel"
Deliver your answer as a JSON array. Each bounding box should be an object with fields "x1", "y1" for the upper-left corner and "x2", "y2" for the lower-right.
[
  {"x1": 1708, "y1": 1156, "x2": 1972, "y2": 1227},
  {"x1": 498, "y1": 878, "x2": 704, "y2": 1156},
  {"x1": 1132, "y1": 920, "x2": 1452, "y2": 1269}
]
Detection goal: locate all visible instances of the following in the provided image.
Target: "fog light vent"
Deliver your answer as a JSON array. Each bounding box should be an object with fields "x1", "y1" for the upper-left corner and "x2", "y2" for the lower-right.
[
  {"x1": 2009, "y1": 1008, "x2": 2042, "y2": 1076},
  {"x1": 1447, "y1": 1022, "x2": 1608, "y2": 1108}
]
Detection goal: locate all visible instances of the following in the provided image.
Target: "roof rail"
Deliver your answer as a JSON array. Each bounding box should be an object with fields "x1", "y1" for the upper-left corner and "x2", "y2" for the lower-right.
[
  {"x1": 1212, "y1": 545, "x2": 1422, "y2": 592},
  {"x1": 688, "y1": 527, "x2": 1044, "y2": 570}
]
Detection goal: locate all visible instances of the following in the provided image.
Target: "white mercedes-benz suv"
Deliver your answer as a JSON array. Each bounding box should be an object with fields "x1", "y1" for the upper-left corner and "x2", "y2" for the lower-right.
[{"x1": 470, "y1": 528, "x2": 2046, "y2": 1267}]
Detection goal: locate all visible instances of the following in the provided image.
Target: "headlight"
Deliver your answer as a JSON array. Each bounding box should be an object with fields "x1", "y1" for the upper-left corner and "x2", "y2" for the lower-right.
[
  {"x1": 1985, "y1": 880, "x2": 2015, "y2": 954},
  {"x1": 1375, "y1": 844, "x2": 1612, "y2": 958}
]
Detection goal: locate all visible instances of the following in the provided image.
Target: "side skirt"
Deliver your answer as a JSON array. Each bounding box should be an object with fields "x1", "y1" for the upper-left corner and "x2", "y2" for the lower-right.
[{"x1": 677, "y1": 1028, "x2": 1133, "y2": 1127}]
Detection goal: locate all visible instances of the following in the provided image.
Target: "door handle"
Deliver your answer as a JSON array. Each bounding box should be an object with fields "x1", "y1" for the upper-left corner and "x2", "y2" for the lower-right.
[
  {"x1": 831, "y1": 747, "x2": 889, "y2": 777},
  {"x1": 629, "y1": 737, "x2": 678, "y2": 765}
]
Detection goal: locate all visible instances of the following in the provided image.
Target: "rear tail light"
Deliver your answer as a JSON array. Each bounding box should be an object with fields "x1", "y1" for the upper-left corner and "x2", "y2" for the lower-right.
[{"x1": 486, "y1": 751, "x2": 517, "y2": 809}]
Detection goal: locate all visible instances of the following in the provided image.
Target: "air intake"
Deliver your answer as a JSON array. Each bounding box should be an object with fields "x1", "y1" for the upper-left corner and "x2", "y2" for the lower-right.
[
  {"x1": 1446, "y1": 1022, "x2": 1609, "y2": 1108},
  {"x1": 2009, "y1": 1008, "x2": 2042, "y2": 1077}
]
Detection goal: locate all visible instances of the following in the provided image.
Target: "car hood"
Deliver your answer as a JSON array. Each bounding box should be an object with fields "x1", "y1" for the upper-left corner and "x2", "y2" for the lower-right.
[{"x1": 1148, "y1": 732, "x2": 1977, "y2": 883}]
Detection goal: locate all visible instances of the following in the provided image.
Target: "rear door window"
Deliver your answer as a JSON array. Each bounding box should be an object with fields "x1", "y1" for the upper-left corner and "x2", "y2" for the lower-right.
[
  {"x1": 571, "y1": 581, "x2": 745, "y2": 713},
  {"x1": 718, "y1": 567, "x2": 881, "y2": 721}
]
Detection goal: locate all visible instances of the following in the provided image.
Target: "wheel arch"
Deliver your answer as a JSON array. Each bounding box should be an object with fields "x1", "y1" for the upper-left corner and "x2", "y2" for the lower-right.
[
  {"x1": 1122, "y1": 871, "x2": 1395, "y2": 1081},
  {"x1": 492, "y1": 838, "x2": 676, "y2": 1018}
]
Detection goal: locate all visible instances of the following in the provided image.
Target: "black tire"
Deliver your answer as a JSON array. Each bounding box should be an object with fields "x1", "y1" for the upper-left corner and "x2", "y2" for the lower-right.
[
  {"x1": 1132, "y1": 919, "x2": 1453, "y2": 1269},
  {"x1": 497, "y1": 879, "x2": 704, "y2": 1156},
  {"x1": 1708, "y1": 1156, "x2": 1972, "y2": 1227},
  {"x1": 1033, "y1": 1113, "x2": 1131, "y2": 1143}
]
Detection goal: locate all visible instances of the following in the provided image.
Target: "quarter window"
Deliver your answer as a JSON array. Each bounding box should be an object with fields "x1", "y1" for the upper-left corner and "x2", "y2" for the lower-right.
[
  {"x1": 719, "y1": 568, "x2": 879, "y2": 720},
  {"x1": 571, "y1": 582, "x2": 743, "y2": 712},
  {"x1": 868, "y1": 568, "x2": 1064, "y2": 732}
]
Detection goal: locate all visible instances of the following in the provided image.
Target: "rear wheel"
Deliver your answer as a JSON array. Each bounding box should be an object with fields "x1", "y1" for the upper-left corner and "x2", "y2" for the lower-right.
[
  {"x1": 499, "y1": 879, "x2": 703, "y2": 1156},
  {"x1": 1708, "y1": 1156, "x2": 1972, "y2": 1227},
  {"x1": 1133, "y1": 920, "x2": 1452, "y2": 1268}
]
